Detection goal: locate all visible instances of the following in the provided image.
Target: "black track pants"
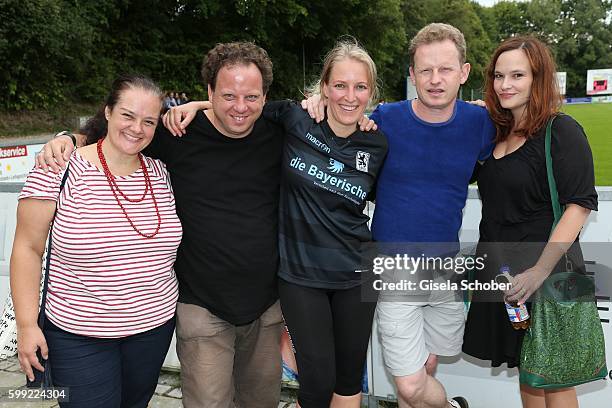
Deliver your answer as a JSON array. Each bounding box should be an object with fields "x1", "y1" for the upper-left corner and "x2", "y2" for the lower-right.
[{"x1": 278, "y1": 278, "x2": 377, "y2": 408}]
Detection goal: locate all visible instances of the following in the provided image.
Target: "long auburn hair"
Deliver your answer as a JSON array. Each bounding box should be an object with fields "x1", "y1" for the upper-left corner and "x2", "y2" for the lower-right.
[{"x1": 484, "y1": 36, "x2": 563, "y2": 143}]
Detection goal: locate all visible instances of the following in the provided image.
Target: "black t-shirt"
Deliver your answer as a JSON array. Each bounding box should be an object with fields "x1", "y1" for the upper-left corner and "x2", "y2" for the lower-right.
[
  {"x1": 145, "y1": 111, "x2": 283, "y2": 325},
  {"x1": 479, "y1": 113, "x2": 597, "y2": 232},
  {"x1": 476, "y1": 114, "x2": 598, "y2": 279},
  {"x1": 264, "y1": 101, "x2": 388, "y2": 289}
]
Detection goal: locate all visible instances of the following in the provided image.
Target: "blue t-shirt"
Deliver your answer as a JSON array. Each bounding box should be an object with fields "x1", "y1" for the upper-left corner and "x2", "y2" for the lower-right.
[{"x1": 370, "y1": 100, "x2": 494, "y2": 245}]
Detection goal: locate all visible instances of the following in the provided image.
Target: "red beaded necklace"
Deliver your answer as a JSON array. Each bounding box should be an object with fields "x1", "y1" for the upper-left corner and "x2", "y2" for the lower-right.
[{"x1": 96, "y1": 138, "x2": 161, "y2": 238}]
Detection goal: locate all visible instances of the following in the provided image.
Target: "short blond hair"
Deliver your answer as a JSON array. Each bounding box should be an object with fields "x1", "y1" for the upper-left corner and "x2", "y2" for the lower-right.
[
  {"x1": 409, "y1": 23, "x2": 466, "y2": 66},
  {"x1": 309, "y1": 37, "x2": 379, "y2": 107}
]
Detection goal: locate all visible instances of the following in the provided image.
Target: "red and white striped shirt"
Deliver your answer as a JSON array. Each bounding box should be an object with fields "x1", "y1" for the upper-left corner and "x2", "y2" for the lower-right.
[{"x1": 19, "y1": 151, "x2": 182, "y2": 338}]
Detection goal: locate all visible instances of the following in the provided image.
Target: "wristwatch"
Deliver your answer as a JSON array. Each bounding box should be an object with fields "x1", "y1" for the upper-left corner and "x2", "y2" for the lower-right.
[{"x1": 54, "y1": 130, "x2": 77, "y2": 147}]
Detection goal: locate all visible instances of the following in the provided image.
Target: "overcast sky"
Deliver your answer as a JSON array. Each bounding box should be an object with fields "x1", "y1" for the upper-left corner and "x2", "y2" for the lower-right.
[{"x1": 473, "y1": 0, "x2": 500, "y2": 6}]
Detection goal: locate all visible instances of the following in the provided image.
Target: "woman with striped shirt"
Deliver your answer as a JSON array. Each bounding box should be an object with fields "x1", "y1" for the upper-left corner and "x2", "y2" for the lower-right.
[{"x1": 11, "y1": 75, "x2": 182, "y2": 407}]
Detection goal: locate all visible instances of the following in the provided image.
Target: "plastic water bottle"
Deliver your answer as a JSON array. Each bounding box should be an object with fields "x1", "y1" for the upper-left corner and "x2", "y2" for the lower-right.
[{"x1": 499, "y1": 266, "x2": 530, "y2": 330}]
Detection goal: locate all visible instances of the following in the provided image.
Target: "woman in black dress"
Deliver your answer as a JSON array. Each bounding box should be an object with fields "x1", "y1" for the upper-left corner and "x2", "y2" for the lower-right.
[{"x1": 462, "y1": 36, "x2": 597, "y2": 408}]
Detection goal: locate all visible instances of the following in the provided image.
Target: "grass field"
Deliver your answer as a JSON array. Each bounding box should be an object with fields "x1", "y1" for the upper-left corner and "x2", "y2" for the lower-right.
[{"x1": 561, "y1": 103, "x2": 612, "y2": 186}]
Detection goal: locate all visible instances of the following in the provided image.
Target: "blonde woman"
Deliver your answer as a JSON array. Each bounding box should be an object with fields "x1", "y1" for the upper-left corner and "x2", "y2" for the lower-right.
[{"x1": 165, "y1": 39, "x2": 387, "y2": 408}]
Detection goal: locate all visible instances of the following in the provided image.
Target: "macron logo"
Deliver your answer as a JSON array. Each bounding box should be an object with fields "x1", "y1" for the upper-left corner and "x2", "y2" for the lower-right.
[{"x1": 306, "y1": 132, "x2": 331, "y2": 153}]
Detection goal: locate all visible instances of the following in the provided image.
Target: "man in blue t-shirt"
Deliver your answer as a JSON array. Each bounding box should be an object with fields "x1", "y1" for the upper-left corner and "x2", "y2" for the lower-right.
[{"x1": 371, "y1": 24, "x2": 494, "y2": 408}]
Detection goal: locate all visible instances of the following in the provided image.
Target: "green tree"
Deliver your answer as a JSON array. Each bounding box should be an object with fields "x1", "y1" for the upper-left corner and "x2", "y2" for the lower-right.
[
  {"x1": 431, "y1": 0, "x2": 494, "y2": 92},
  {"x1": 338, "y1": 0, "x2": 408, "y2": 100},
  {"x1": 0, "y1": 0, "x2": 114, "y2": 110},
  {"x1": 399, "y1": 0, "x2": 493, "y2": 98},
  {"x1": 267, "y1": 0, "x2": 407, "y2": 101},
  {"x1": 555, "y1": 0, "x2": 612, "y2": 96},
  {"x1": 523, "y1": 0, "x2": 562, "y2": 41},
  {"x1": 1, "y1": 0, "x2": 407, "y2": 110},
  {"x1": 479, "y1": 0, "x2": 527, "y2": 43},
  {"x1": 476, "y1": 0, "x2": 612, "y2": 97},
  {"x1": 95, "y1": 0, "x2": 408, "y2": 102}
]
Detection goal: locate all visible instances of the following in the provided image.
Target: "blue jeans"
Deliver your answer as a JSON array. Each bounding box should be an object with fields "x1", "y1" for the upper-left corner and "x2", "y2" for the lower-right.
[{"x1": 44, "y1": 317, "x2": 175, "y2": 408}]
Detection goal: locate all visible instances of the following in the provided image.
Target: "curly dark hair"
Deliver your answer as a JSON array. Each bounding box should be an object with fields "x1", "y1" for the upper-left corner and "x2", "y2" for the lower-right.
[{"x1": 201, "y1": 42, "x2": 273, "y2": 95}]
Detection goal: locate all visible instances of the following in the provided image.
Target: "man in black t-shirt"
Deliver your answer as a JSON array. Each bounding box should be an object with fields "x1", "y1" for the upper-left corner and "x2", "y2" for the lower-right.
[
  {"x1": 144, "y1": 42, "x2": 284, "y2": 408},
  {"x1": 40, "y1": 42, "x2": 284, "y2": 408}
]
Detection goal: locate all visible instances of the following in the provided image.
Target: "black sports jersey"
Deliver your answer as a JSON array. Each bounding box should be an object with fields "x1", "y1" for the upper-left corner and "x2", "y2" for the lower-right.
[
  {"x1": 144, "y1": 111, "x2": 283, "y2": 325},
  {"x1": 264, "y1": 101, "x2": 388, "y2": 289}
]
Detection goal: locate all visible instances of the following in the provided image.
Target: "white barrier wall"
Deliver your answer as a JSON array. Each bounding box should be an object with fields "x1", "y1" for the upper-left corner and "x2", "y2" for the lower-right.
[
  {"x1": 0, "y1": 187, "x2": 181, "y2": 370},
  {"x1": 368, "y1": 186, "x2": 612, "y2": 407},
  {"x1": 0, "y1": 142, "x2": 46, "y2": 305},
  {"x1": 0, "y1": 190, "x2": 19, "y2": 304},
  {"x1": 1, "y1": 180, "x2": 610, "y2": 403}
]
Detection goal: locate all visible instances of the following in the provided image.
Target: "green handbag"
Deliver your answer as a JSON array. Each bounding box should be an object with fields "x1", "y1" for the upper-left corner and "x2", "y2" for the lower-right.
[{"x1": 518, "y1": 116, "x2": 608, "y2": 389}]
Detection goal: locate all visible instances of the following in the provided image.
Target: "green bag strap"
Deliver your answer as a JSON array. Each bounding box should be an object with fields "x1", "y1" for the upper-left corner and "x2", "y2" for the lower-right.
[
  {"x1": 544, "y1": 115, "x2": 563, "y2": 230},
  {"x1": 544, "y1": 114, "x2": 575, "y2": 273}
]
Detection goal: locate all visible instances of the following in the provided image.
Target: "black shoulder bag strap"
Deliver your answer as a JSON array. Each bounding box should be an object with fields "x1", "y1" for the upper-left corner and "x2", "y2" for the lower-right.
[
  {"x1": 38, "y1": 166, "x2": 70, "y2": 329},
  {"x1": 27, "y1": 165, "x2": 70, "y2": 389}
]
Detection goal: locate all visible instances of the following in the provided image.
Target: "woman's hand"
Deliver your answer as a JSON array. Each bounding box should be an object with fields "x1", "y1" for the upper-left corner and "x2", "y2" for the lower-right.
[
  {"x1": 17, "y1": 325, "x2": 48, "y2": 382},
  {"x1": 505, "y1": 205, "x2": 592, "y2": 305},
  {"x1": 163, "y1": 101, "x2": 211, "y2": 137},
  {"x1": 504, "y1": 265, "x2": 549, "y2": 305}
]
